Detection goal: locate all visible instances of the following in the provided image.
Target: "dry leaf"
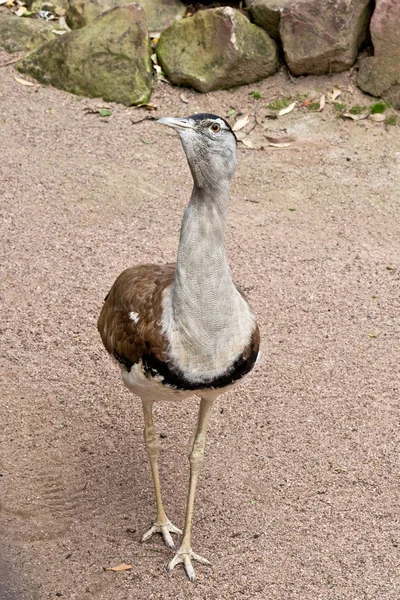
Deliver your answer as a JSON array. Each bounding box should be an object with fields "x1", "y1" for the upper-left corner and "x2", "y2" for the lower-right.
[
  {"x1": 342, "y1": 111, "x2": 369, "y2": 121},
  {"x1": 278, "y1": 101, "x2": 296, "y2": 116},
  {"x1": 327, "y1": 87, "x2": 341, "y2": 102},
  {"x1": 268, "y1": 142, "x2": 292, "y2": 148},
  {"x1": 14, "y1": 76, "x2": 34, "y2": 86},
  {"x1": 241, "y1": 138, "x2": 255, "y2": 148},
  {"x1": 150, "y1": 53, "x2": 158, "y2": 64},
  {"x1": 55, "y1": 7, "x2": 66, "y2": 16},
  {"x1": 180, "y1": 93, "x2": 189, "y2": 104},
  {"x1": 58, "y1": 16, "x2": 71, "y2": 31},
  {"x1": 51, "y1": 29, "x2": 66, "y2": 34},
  {"x1": 105, "y1": 563, "x2": 132, "y2": 572},
  {"x1": 15, "y1": 6, "x2": 26, "y2": 15},
  {"x1": 317, "y1": 94, "x2": 325, "y2": 112},
  {"x1": 234, "y1": 131, "x2": 247, "y2": 141},
  {"x1": 232, "y1": 114, "x2": 250, "y2": 131},
  {"x1": 0, "y1": 0, "x2": 10, "y2": 5},
  {"x1": 150, "y1": 31, "x2": 161, "y2": 39},
  {"x1": 265, "y1": 133, "x2": 297, "y2": 144},
  {"x1": 369, "y1": 113, "x2": 386, "y2": 122},
  {"x1": 134, "y1": 103, "x2": 158, "y2": 111}
]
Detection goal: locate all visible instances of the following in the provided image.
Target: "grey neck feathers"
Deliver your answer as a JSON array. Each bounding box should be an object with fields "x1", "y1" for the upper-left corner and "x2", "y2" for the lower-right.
[
  {"x1": 166, "y1": 178, "x2": 255, "y2": 381},
  {"x1": 173, "y1": 180, "x2": 234, "y2": 318}
]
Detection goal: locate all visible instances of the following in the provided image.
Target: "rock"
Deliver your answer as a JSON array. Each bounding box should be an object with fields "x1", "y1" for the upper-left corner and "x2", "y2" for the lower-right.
[
  {"x1": 17, "y1": 4, "x2": 152, "y2": 106},
  {"x1": 25, "y1": 0, "x2": 70, "y2": 12},
  {"x1": 247, "y1": 0, "x2": 371, "y2": 76},
  {"x1": 357, "y1": 0, "x2": 400, "y2": 108},
  {"x1": 0, "y1": 12, "x2": 60, "y2": 53},
  {"x1": 246, "y1": 0, "x2": 287, "y2": 40},
  {"x1": 67, "y1": 0, "x2": 186, "y2": 31},
  {"x1": 156, "y1": 7, "x2": 279, "y2": 93}
]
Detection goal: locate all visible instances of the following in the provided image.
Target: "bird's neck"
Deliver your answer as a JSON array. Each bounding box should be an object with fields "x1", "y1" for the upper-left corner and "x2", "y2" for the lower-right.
[
  {"x1": 163, "y1": 180, "x2": 255, "y2": 382},
  {"x1": 173, "y1": 181, "x2": 233, "y2": 310}
]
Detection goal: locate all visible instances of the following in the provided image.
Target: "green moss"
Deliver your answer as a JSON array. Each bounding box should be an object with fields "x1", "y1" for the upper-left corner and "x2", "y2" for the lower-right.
[
  {"x1": 307, "y1": 102, "x2": 320, "y2": 111},
  {"x1": 370, "y1": 101, "x2": 387, "y2": 114},
  {"x1": 385, "y1": 115, "x2": 398, "y2": 126},
  {"x1": 349, "y1": 105, "x2": 367, "y2": 115},
  {"x1": 295, "y1": 92, "x2": 309, "y2": 101},
  {"x1": 333, "y1": 102, "x2": 346, "y2": 112},
  {"x1": 266, "y1": 97, "x2": 292, "y2": 111},
  {"x1": 250, "y1": 90, "x2": 262, "y2": 100}
]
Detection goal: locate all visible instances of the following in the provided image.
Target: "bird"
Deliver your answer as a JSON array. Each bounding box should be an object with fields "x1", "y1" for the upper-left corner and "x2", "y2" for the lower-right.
[{"x1": 97, "y1": 113, "x2": 260, "y2": 581}]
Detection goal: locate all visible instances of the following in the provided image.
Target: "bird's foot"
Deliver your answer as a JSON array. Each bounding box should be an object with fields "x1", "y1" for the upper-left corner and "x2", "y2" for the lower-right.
[
  {"x1": 141, "y1": 519, "x2": 182, "y2": 549},
  {"x1": 168, "y1": 546, "x2": 211, "y2": 582}
]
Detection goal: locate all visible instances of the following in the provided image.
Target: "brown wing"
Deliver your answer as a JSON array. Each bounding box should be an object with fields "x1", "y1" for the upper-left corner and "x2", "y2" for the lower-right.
[{"x1": 97, "y1": 263, "x2": 175, "y2": 369}]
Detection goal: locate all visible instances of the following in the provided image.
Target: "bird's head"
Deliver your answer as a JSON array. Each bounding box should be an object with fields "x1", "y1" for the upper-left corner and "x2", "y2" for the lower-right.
[{"x1": 158, "y1": 113, "x2": 237, "y2": 189}]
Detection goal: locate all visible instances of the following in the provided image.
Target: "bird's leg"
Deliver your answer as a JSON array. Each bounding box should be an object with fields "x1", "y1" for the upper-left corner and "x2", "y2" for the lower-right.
[
  {"x1": 141, "y1": 400, "x2": 182, "y2": 548},
  {"x1": 168, "y1": 397, "x2": 213, "y2": 581}
]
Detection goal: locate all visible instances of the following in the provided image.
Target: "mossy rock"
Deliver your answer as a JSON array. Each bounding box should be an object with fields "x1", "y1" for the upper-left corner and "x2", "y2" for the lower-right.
[
  {"x1": 246, "y1": 0, "x2": 289, "y2": 40},
  {"x1": 17, "y1": 4, "x2": 152, "y2": 106},
  {"x1": 156, "y1": 7, "x2": 279, "y2": 93},
  {"x1": 0, "y1": 12, "x2": 60, "y2": 53},
  {"x1": 67, "y1": 0, "x2": 186, "y2": 31},
  {"x1": 357, "y1": 0, "x2": 400, "y2": 108}
]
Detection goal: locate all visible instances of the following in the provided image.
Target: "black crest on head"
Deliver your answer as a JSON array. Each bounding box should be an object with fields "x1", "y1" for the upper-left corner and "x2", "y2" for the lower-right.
[{"x1": 188, "y1": 113, "x2": 235, "y2": 135}]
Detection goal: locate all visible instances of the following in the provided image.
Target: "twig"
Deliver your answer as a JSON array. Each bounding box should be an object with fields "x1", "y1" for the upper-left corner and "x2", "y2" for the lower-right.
[
  {"x1": 131, "y1": 116, "x2": 158, "y2": 125},
  {"x1": 0, "y1": 57, "x2": 23, "y2": 67}
]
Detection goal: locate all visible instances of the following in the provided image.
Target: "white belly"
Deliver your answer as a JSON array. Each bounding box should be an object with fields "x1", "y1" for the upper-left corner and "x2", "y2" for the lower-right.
[
  {"x1": 121, "y1": 361, "x2": 196, "y2": 402},
  {"x1": 120, "y1": 361, "x2": 234, "y2": 403}
]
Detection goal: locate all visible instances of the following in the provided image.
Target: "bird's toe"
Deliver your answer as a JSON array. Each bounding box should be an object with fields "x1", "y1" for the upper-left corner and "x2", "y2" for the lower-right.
[
  {"x1": 168, "y1": 547, "x2": 211, "y2": 581},
  {"x1": 141, "y1": 519, "x2": 182, "y2": 549}
]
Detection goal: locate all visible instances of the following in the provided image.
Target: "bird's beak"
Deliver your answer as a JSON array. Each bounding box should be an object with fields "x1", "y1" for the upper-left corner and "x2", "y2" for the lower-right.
[{"x1": 158, "y1": 117, "x2": 194, "y2": 131}]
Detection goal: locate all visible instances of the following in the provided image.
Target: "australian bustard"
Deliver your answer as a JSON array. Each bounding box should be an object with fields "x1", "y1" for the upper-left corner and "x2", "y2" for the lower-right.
[{"x1": 98, "y1": 113, "x2": 260, "y2": 581}]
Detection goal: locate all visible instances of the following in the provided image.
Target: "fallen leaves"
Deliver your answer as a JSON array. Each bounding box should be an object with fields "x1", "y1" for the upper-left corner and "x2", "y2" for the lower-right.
[
  {"x1": 369, "y1": 113, "x2": 386, "y2": 122},
  {"x1": 232, "y1": 113, "x2": 250, "y2": 131},
  {"x1": 342, "y1": 110, "x2": 369, "y2": 121},
  {"x1": 105, "y1": 563, "x2": 132, "y2": 572},
  {"x1": 14, "y1": 5, "x2": 27, "y2": 16},
  {"x1": 134, "y1": 103, "x2": 158, "y2": 111},
  {"x1": 83, "y1": 105, "x2": 113, "y2": 118},
  {"x1": 317, "y1": 94, "x2": 325, "y2": 112},
  {"x1": 241, "y1": 137, "x2": 255, "y2": 148},
  {"x1": 14, "y1": 76, "x2": 35, "y2": 86},
  {"x1": 327, "y1": 86, "x2": 341, "y2": 102},
  {"x1": 278, "y1": 101, "x2": 296, "y2": 116}
]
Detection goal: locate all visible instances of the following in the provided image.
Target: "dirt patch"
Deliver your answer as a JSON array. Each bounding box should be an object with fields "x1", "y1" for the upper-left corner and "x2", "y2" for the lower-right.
[{"x1": 1, "y1": 59, "x2": 400, "y2": 600}]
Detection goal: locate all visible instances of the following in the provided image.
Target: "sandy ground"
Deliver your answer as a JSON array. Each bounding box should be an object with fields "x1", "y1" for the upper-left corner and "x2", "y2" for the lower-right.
[{"x1": 1, "y1": 57, "x2": 399, "y2": 600}]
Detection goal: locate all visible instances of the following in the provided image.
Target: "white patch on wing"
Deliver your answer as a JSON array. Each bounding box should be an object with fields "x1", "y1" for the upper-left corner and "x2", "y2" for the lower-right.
[{"x1": 129, "y1": 311, "x2": 140, "y2": 324}]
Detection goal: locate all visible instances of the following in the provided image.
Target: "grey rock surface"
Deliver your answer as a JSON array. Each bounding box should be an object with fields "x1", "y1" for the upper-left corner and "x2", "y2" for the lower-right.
[
  {"x1": 246, "y1": 0, "x2": 288, "y2": 40},
  {"x1": 17, "y1": 4, "x2": 152, "y2": 106},
  {"x1": 0, "y1": 12, "x2": 60, "y2": 53},
  {"x1": 67, "y1": 0, "x2": 186, "y2": 31},
  {"x1": 357, "y1": 0, "x2": 400, "y2": 108},
  {"x1": 156, "y1": 7, "x2": 279, "y2": 93},
  {"x1": 248, "y1": 0, "x2": 371, "y2": 76}
]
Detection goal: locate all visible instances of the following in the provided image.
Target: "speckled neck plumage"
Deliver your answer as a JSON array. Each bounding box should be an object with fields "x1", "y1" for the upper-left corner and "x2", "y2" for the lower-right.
[{"x1": 162, "y1": 178, "x2": 256, "y2": 383}]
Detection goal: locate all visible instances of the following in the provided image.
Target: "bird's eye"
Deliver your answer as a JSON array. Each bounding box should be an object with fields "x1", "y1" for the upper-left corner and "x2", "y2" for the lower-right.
[{"x1": 210, "y1": 122, "x2": 221, "y2": 133}]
